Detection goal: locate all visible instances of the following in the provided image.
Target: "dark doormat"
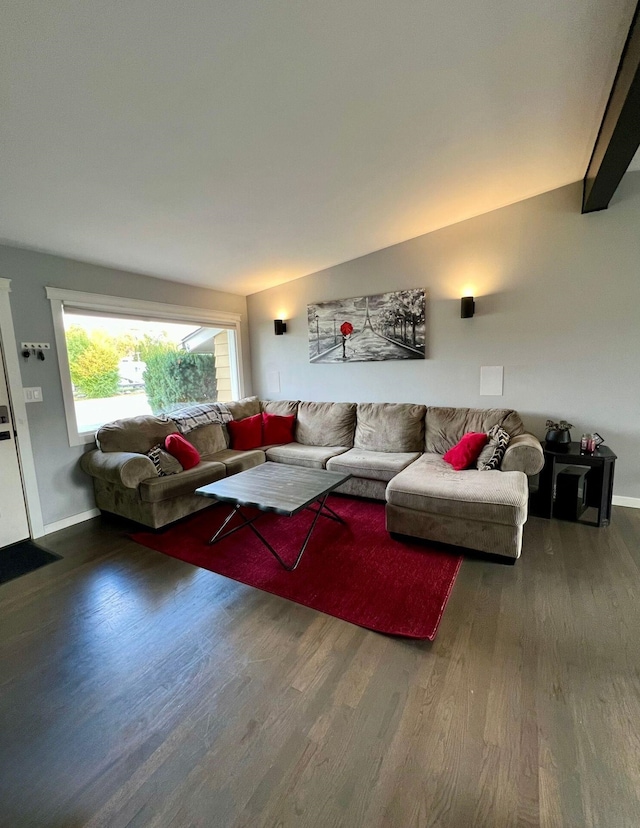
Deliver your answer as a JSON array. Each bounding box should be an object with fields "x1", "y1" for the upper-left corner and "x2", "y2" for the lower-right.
[{"x1": 0, "y1": 540, "x2": 62, "y2": 586}]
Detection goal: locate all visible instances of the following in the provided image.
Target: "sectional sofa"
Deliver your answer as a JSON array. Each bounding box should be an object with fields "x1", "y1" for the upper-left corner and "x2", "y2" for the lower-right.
[{"x1": 80, "y1": 396, "x2": 544, "y2": 559}]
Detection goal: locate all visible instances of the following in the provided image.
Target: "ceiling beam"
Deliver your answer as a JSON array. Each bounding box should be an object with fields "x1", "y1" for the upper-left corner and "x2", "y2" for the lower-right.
[{"x1": 583, "y1": 2, "x2": 640, "y2": 213}]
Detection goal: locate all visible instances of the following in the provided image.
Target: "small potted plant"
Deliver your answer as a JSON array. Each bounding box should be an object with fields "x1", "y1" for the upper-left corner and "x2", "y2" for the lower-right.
[{"x1": 545, "y1": 419, "x2": 573, "y2": 450}]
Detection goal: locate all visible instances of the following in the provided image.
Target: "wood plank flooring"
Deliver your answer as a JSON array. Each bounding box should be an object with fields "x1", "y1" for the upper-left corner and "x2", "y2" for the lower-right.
[{"x1": 1, "y1": 506, "x2": 639, "y2": 827}]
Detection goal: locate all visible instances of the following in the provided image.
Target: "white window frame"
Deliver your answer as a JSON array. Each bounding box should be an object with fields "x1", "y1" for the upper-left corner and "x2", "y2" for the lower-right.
[{"x1": 46, "y1": 287, "x2": 245, "y2": 447}]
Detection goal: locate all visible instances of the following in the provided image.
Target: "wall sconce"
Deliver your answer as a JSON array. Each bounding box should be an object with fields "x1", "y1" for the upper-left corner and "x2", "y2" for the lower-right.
[
  {"x1": 460, "y1": 296, "x2": 475, "y2": 318},
  {"x1": 273, "y1": 319, "x2": 287, "y2": 335}
]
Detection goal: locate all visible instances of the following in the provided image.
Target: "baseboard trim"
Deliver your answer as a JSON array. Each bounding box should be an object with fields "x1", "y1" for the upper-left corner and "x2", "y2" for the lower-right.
[
  {"x1": 43, "y1": 508, "x2": 101, "y2": 535},
  {"x1": 612, "y1": 496, "x2": 640, "y2": 509}
]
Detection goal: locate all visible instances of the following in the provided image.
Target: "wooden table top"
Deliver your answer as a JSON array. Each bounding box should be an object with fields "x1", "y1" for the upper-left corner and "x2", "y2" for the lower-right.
[{"x1": 195, "y1": 462, "x2": 351, "y2": 516}]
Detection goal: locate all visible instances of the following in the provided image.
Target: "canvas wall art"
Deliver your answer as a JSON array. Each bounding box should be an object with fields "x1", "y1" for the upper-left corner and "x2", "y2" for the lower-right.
[{"x1": 308, "y1": 289, "x2": 426, "y2": 363}]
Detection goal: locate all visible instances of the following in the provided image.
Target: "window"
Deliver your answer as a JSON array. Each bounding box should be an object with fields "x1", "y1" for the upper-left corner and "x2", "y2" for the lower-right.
[{"x1": 47, "y1": 289, "x2": 244, "y2": 446}]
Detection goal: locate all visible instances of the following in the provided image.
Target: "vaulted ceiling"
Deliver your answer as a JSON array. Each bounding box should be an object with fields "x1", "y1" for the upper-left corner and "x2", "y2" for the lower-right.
[{"x1": 1, "y1": 1, "x2": 636, "y2": 295}]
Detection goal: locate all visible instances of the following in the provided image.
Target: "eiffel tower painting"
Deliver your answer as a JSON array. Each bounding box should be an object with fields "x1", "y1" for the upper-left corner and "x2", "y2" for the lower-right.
[
  {"x1": 307, "y1": 289, "x2": 426, "y2": 363},
  {"x1": 361, "y1": 296, "x2": 374, "y2": 332}
]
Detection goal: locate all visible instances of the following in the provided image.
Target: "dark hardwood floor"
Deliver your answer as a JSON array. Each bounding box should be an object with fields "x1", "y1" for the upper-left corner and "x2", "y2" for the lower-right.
[{"x1": 1, "y1": 506, "x2": 639, "y2": 828}]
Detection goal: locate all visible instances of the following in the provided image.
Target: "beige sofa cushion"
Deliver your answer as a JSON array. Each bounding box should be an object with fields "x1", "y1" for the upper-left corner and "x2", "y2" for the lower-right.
[
  {"x1": 96, "y1": 415, "x2": 178, "y2": 454},
  {"x1": 186, "y1": 423, "x2": 228, "y2": 457},
  {"x1": 327, "y1": 449, "x2": 421, "y2": 482},
  {"x1": 261, "y1": 400, "x2": 299, "y2": 416},
  {"x1": 296, "y1": 401, "x2": 356, "y2": 447},
  {"x1": 266, "y1": 443, "x2": 349, "y2": 469},
  {"x1": 226, "y1": 396, "x2": 261, "y2": 420},
  {"x1": 354, "y1": 402, "x2": 426, "y2": 452},
  {"x1": 425, "y1": 407, "x2": 525, "y2": 454},
  {"x1": 206, "y1": 449, "x2": 266, "y2": 476},
  {"x1": 139, "y1": 460, "x2": 226, "y2": 503},
  {"x1": 386, "y1": 453, "x2": 528, "y2": 526}
]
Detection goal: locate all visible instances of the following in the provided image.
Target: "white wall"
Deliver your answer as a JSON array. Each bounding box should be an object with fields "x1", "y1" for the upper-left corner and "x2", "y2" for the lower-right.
[
  {"x1": 0, "y1": 245, "x2": 251, "y2": 527},
  {"x1": 247, "y1": 178, "x2": 640, "y2": 500}
]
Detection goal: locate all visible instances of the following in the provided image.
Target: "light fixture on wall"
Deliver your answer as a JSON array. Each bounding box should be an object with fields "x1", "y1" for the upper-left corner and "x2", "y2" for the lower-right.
[
  {"x1": 274, "y1": 319, "x2": 287, "y2": 335},
  {"x1": 460, "y1": 296, "x2": 475, "y2": 318}
]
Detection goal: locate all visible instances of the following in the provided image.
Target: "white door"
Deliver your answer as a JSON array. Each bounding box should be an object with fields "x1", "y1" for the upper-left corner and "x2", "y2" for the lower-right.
[{"x1": 0, "y1": 340, "x2": 29, "y2": 547}]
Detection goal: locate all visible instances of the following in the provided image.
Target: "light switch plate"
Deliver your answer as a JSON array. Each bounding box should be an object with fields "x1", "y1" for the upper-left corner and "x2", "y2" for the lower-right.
[{"x1": 24, "y1": 387, "x2": 43, "y2": 403}]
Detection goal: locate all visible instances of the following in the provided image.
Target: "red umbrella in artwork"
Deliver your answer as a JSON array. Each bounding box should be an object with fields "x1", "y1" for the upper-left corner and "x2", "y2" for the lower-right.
[{"x1": 340, "y1": 321, "x2": 353, "y2": 358}]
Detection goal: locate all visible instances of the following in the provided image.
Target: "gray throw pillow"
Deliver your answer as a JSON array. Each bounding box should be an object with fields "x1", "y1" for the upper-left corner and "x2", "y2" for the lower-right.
[
  {"x1": 477, "y1": 425, "x2": 511, "y2": 471},
  {"x1": 147, "y1": 444, "x2": 184, "y2": 477}
]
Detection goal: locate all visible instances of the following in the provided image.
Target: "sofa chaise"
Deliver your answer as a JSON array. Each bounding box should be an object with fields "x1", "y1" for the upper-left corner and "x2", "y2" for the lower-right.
[{"x1": 80, "y1": 396, "x2": 544, "y2": 560}]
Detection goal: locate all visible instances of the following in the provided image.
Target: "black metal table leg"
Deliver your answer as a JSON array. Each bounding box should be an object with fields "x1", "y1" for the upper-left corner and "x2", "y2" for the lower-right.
[
  {"x1": 305, "y1": 498, "x2": 345, "y2": 524},
  {"x1": 207, "y1": 493, "x2": 343, "y2": 571},
  {"x1": 208, "y1": 504, "x2": 262, "y2": 545}
]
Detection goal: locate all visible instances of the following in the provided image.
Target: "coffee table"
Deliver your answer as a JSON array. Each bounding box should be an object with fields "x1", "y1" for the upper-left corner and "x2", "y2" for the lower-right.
[{"x1": 195, "y1": 462, "x2": 351, "y2": 570}]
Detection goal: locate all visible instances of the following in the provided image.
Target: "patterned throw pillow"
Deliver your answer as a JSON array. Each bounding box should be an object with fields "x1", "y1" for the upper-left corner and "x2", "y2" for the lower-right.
[
  {"x1": 476, "y1": 425, "x2": 511, "y2": 471},
  {"x1": 147, "y1": 444, "x2": 184, "y2": 477}
]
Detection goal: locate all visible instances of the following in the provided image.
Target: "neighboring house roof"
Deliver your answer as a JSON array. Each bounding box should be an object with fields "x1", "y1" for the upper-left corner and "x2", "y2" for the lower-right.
[{"x1": 182, "y1": 328, "x2": 222, "y2": 353}]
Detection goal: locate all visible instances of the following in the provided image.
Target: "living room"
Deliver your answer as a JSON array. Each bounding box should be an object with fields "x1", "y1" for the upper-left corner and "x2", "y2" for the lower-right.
[{"x1": 1, "y1": 2, "x2": 639, "y2": 826}]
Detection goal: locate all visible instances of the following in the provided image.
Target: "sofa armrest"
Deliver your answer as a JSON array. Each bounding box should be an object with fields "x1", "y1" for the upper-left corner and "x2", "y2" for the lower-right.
[
  {"x1": 80, "y1": 449, "x2": 157, "y2": 489},
  {"x1": 501, "y1": 433, "x2": 544, "y2": 476}
]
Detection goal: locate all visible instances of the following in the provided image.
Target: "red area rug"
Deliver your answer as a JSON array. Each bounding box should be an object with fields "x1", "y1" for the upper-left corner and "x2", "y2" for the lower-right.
[{"x1": 131, "y1": 497, "x2": 462, "y2": 639}]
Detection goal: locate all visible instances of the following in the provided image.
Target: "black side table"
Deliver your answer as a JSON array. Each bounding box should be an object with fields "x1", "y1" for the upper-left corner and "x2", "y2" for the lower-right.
[{"x1": 533, "y1": 442, "x2": 617, "y2": 527}]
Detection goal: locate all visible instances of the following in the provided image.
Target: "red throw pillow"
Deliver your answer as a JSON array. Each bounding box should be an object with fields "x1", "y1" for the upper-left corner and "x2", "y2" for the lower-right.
[
  {"x1": 227, "y1": 413, "x2": 263, "y2": 450},
  {"x1": 164, "y1": 433, "x2": 201, "y2": 470},
  {"x1": 261, "y1": 412, "x2": 295, "y2": 445},
  {"x1": 443, "y1": 432, "x2": 488, "y2": 471}
]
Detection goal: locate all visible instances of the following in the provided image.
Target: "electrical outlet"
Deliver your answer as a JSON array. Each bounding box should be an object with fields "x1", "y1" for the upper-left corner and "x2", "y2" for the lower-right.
[
  {"x1": 21, "y1": 342, "x2": 51, "y2": 351},
  {"x1": 24, "y1": 387, "x2": 43, "y2": 403}
]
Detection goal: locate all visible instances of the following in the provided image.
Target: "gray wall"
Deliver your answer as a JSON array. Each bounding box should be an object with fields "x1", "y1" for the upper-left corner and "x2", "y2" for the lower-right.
[
  {"x1": 0, "y1": 245, "x2": 251, "y2": 526},
  {"x1": 248, "y1": 177, "x2": 640, "y2": 500}
]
